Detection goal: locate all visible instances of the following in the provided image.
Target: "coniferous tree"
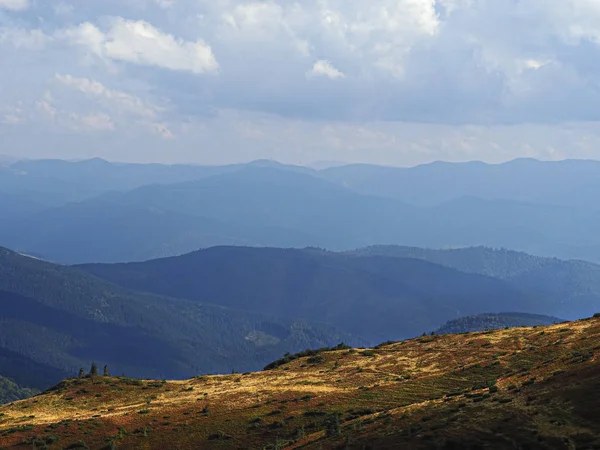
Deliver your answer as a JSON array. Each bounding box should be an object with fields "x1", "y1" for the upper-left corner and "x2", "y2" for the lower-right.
[
  {"x1": 78, "y1": 368, "x2": 85, "y2": 379},
  {"x1": 90, "y1": 363, "x2": 98, "y2": 377},
  {"x1": 103, "y1": 365, "x2": 110, "y2": 377}
]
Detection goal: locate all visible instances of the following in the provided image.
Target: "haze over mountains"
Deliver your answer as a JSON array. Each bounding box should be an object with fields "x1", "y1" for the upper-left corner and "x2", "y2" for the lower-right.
[
  {"x1": 3, "y1": 156, "x2": 600, "y2": 404},
  {"x1": 2, "y1": 157, "x2": 600, "y2": 264}
]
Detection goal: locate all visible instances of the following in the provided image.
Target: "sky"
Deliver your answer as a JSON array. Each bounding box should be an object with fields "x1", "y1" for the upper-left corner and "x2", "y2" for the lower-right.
[{"x1": 2, "y1": 0, "x2": 600, "y2": 166}]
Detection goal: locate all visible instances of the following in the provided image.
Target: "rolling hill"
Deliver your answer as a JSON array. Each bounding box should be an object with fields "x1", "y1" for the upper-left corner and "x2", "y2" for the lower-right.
[
  {"x1": 1, "y1": 316, "x2": 598, "y2": 449},
  {"x1": 0, "y1": 247, "x2": 357, "y2": 394},
  {"x1": 79, "y1": 246, "x2": 575, "y2": 342}
]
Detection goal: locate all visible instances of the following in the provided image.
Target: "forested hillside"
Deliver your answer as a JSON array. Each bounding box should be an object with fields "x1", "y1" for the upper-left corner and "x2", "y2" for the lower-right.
[
  {"x1": 80, "y1": 246, "x2": 573, "y2": 341},
  {"x1": 435, "y1": 312, "x2": 564, "y2": 334},
  {"x1": 350, "y1": 246, "x2": 600, "y2": 318},
  {"x1": 0, "y1": 376, "x2": 37, "y2": 404},
  {"x1": 0, "y1": 247, "x2": 356, "y2": 394}
]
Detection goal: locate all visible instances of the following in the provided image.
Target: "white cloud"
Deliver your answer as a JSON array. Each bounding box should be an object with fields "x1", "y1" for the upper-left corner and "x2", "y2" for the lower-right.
[
  {"x1": 51, "y1": 74, "x2": 173, "y2": 137},
  {"x1": 7, "y1": 0, "x2": 600, "y2": 164},
  {"x1": 0, "y1": 0, "x2": 28, "y2": 11},
  {"x1": 54, "y1": 74, "x2": 159, "y2": 119},
  {"x1": 309, "y1": 60, "x2": 345, "y2": 79},
  {"x1": 59, "y1": 19, "x2": 218, "y2": 75},
  {"x1": 0, "y1": 28, "x2": 49, "y2": 50},
  {"x1": 102, "y1": 18, "x2": 219, "y2": 74}
]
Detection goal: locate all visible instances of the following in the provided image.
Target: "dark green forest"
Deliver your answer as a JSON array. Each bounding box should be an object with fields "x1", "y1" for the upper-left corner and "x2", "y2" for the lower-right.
[{"x1": 435, "y1": 312, "x2": 565, "y2": 334}]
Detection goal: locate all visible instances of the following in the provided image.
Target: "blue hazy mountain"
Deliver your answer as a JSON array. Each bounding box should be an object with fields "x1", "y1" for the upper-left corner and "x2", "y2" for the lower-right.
[
  {"x1": 78, "y1": 246, "x2": 599, "y2": 337},
  {"x1": 3, "y1": 158, "x2": 600, "y2": 264}
]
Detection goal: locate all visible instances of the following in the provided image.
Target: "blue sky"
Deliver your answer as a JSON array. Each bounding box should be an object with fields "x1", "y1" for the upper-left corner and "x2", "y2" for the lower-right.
[{"x1": 2, "y1": 0, "x2": 600, "y2": 165}]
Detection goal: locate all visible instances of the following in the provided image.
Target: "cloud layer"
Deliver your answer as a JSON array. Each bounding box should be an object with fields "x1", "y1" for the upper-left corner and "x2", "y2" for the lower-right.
[{"x1": 2, "y1": 0, "x2": 600, "y2": 164}]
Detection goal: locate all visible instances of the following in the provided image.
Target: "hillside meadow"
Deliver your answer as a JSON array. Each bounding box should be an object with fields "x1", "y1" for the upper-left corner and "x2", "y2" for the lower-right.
[{"x1": 1, "y1": 316, "x2": 599, "y2": 449}]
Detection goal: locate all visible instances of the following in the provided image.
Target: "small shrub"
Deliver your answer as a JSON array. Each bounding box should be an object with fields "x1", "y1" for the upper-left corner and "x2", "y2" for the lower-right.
[
  {"x1": 64, "y1": 441, "x2": 90, "y2": 449},
  {"x1": 307, "y1": 355, "x2": 324, "y2": 365},
  {"x1": 303, "y1": 410, "x2": 327, "y2": 417},
  {"x1": 207, "y1": 431, "x2": 232, "y2": 440}
]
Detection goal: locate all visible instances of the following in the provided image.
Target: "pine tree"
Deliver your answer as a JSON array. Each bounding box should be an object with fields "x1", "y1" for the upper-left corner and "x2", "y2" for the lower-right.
[
  {"x1": 103, "y1": 365, "x2": 110, "y2": 377},
  {"x1": 90, "y1": 363, "x2": 98, "y2": 377},
  {"x1": 78, "y1": 368, "x2": 85, "y2": 379}
]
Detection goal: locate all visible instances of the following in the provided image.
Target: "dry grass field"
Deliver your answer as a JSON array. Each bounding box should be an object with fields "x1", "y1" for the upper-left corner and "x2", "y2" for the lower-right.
[{"x1": 1, "y1": 317, "x2": 599, "y2": 449}]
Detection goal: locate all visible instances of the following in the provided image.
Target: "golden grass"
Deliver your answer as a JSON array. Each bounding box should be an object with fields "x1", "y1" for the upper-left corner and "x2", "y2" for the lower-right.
[{"x1": 1, "y1": 317, "x2": 599, "y2": 449}]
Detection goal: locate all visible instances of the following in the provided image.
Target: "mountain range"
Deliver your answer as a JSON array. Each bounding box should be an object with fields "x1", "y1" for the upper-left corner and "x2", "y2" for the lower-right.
[{"x1": 3, "y1": 158, "x2": 600, "y2": 263}]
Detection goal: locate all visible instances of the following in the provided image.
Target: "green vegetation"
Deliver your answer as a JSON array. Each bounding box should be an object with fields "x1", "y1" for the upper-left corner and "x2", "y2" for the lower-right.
[
  {"x1": 0, "y1": 376, "x2": 38, "y2": 404},
  {"x1": 436, "y1": 312, "x2": 564, "y2": 334}
]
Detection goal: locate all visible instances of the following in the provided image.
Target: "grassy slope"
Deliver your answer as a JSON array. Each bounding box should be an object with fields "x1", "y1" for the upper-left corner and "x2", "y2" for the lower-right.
[{"x1": 1, "y1": 317, "x2": 599, "y2": 449}]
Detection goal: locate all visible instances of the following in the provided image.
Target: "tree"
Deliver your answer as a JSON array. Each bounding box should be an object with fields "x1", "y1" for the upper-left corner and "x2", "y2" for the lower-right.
[
  {"x1": 90, "y1": 363, "x2": 98, "y2": 377},
  {"x1": 103, "y1": 365, "x2": 110, "y2": 377},
  {"x1": 78, "y1": 368, "x2": 85, "y2": 379}
]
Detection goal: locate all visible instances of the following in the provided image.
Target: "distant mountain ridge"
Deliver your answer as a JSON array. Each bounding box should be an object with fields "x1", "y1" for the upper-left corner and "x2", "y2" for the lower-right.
[
  {"x1": 4, "y1": 157, "x2": 600, "y2": 263},
  {"x1": 348, "y1": 245, "x2": 600, "y2": 318},
  {"x1": 79, "y1": 245, "x2": 600, "y2": 339},
  {"x1": 321, "y1": 157, "x2": 600, "y2": 207}
]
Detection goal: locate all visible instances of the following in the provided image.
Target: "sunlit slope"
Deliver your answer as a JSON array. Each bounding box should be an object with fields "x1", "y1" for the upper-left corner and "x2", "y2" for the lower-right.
[{"x1": 1, "y1": 317, "x2": 599, "y2": 449}]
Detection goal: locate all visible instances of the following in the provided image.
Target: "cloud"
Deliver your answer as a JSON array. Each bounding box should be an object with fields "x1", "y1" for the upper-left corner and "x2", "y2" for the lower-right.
[
  {"x1": 0, "y1": 0, "x2": 28, "y2": 11},
  {"x1": 50, "y1": 74, "x2": 173, "y2": 137},
  {"x1": 309, "y1": 60, "x2": 345, "y2": 79},
  {"x1": 60, "y1": 19, "x2": 219, "y2": 75},
  {"x1": 54, "y1": 74, "x2": 160, "y2": 119},
  {"x1": 5, "y1": 0, "x2": 600, "y2": 164},
  {"x1": 102, "y1": 18, "x2": 219, "y2": 74}
]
